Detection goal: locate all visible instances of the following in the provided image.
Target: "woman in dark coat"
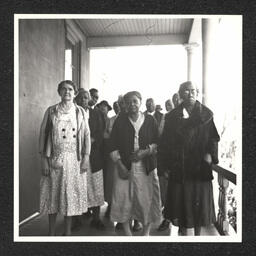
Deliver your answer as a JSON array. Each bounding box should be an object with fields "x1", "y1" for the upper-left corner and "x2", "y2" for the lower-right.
[
  {"x1": 109, "y1": 91, "x2": 162, "y2": 236},
  {"x1": 158, "y1": 81, "x2": 220, "y2": 235}
]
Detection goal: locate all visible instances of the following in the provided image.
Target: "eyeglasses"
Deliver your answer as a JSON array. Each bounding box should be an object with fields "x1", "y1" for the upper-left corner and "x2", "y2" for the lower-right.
[{"x1": 183, "y1": 89, "x2": 196, "y2": 94}]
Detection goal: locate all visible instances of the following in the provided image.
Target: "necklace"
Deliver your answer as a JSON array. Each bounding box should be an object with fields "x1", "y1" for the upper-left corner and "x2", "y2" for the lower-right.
[{"x1": 58, "y1": 102, "x2": 75, "y2": 114}]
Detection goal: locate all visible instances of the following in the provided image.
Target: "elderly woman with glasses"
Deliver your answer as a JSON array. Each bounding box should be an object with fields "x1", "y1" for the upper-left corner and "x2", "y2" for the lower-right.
[
  {"x1": 109, "y1": 91, "x2": 162, "y2": 236},
  {"x1": 158, "y1": 81, "x2": 220, "y2": 236},
  {"x1": 39, "y1": 80, "x2": 90, "y2": 236}
]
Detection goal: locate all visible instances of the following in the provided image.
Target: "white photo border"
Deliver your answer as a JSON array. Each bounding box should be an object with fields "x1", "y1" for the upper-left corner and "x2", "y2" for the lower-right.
[{"x1": 14, "y1": 13, "x2": 242, "y2": 242}]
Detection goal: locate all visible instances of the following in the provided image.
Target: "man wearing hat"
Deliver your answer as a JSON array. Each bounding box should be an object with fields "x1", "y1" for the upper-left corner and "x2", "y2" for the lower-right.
[
  {"x1": 153, "y1": 104, "x2": 164, "y2": 128},
  {"x1": 97, "y1": 100, "x2": 112, "y2": 116}
]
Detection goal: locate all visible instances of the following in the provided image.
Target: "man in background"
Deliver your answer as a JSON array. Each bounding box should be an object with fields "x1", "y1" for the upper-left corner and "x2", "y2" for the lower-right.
[
  {"x1": 154, "y1": 104, "x2": 164, "y2": 127},
  {"x1": 144, "y1": 98, "x2": 156, "y2": 116}
]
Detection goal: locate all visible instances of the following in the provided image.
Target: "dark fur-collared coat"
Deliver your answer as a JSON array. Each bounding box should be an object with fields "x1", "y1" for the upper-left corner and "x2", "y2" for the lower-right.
[{"x1": 158, "y1": 100, "x2": 220, "y2": 183}]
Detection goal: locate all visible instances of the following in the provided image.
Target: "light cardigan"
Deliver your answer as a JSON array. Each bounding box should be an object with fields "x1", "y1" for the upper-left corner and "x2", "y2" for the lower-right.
[{"x1": 39, "y1": 103, "x2": 91, "y2": 161}]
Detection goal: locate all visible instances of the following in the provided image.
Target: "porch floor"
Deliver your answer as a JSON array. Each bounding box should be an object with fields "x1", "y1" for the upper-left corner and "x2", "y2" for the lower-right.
[{"x1": 20, "y1": 202, "x2": 219, "y2": 237}]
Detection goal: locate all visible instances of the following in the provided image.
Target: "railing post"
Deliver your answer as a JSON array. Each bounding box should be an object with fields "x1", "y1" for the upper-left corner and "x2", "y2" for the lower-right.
[{"x1": 217, "y1": 174, "x2": 229, "y2": 235}]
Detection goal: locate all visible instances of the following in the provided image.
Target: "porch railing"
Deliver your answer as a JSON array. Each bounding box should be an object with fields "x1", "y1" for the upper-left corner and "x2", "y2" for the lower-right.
[{"x1": 212, "y1": 164, "x2": 237, "y2": 235}]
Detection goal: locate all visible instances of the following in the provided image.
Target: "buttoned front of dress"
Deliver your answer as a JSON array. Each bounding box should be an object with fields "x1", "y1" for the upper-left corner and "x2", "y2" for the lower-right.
[{"x1": 40, "y1": 104, "x2": 88, "y2": 216}]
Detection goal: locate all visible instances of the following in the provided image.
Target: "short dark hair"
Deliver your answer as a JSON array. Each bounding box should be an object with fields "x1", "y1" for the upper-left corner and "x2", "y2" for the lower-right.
[
  {"x1": 57, "y1": 80, "x2": 78, "y2": 94},
  {"x1": 89, "y1": 88, "x2": 98, "y2": 95},
  {"x1": 123, "y1": 91, "x2": 142, "y2": 104},
  {"x1": 146, "y1": 98, "x2": 154, "y2": 104}
]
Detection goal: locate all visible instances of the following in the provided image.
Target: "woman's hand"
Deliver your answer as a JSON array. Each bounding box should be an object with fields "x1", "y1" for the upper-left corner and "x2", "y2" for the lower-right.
[
  {"x1": 163, "y1": 171, "x2": 169, "y2": 180},
  {"x1": 117, "y1": 159, "x2": 129, "y2": 180},
  {"x1": 204, "y1": 153, "x2": 212, "y2": 165},
  {"x1": 80, "y1": 155, "x2": 90, "y2": 173},
  {"x1": 41, "y1": 156, "x2": 50, "y2": 176},
  {"x1": 130, "y1": 149, "x2": 149, "y2": 162}
]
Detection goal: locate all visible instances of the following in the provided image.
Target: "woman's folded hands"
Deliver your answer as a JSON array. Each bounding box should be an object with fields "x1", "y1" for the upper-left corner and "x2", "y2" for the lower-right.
[
  {"x1": 130, "y1": 148, "x2": 150, "y2": 162},
  {"x1": 117, "y1": 159, "x2": 130, "y2": 180}
]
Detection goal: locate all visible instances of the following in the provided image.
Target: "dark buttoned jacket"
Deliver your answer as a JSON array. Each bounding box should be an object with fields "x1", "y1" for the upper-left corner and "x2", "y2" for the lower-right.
[{"x1": 109, "y1": 113, "x2": 159, "y2": 175}]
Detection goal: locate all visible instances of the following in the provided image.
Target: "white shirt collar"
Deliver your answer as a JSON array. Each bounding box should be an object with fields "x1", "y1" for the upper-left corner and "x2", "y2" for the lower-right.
[{"x1": 182, "y1": 108, "x2": 190, "y2": 119}]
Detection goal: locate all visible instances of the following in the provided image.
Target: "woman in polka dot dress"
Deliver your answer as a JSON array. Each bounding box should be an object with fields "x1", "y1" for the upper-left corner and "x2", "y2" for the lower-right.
[{"x1": 39, "y1": 80, "x2": 91, "y2": 236}]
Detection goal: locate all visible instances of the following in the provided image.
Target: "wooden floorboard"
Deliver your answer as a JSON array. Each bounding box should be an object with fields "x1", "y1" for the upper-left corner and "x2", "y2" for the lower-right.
[{"x1": 20, "y1": 203, "x2": 219, "y2": 237}]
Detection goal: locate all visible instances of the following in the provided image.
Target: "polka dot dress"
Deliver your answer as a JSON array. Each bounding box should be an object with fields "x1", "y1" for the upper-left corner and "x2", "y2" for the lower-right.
[{"x1": 40, "y1": 106, "x2": 88, "y2": 216}]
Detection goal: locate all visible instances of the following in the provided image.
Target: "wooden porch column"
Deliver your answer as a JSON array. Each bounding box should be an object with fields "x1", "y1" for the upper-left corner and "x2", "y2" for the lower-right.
[
  {"x1": 184, "y1": 43, "x2": 199, "y2": 83},
  {"x1": 202, "y1": 18, "x2": 219, "y2": 106},
  {"x1": 84, "y1": 45, "x2": 90, "y2": 90}
]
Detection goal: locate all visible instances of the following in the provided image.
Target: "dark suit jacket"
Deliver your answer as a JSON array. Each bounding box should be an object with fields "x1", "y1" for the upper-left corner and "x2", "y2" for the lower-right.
[
  {"x1": 153, "y1": 111, "x2": 163, "y2": 127},
  {"x1": 89, "y1": 107, "x2": 104, "y2": 173}
]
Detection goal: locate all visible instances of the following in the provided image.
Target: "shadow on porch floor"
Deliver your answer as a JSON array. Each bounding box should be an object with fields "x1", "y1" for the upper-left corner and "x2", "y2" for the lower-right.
[{"x1": 20, "y1": 202, "x2": 219, "y2": 237}]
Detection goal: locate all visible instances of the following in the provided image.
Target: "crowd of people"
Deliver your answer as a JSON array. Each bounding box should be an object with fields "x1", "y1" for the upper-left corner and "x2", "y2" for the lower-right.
[{"x1": 39, "y1": 80, "x2": 220, "y2": 236}]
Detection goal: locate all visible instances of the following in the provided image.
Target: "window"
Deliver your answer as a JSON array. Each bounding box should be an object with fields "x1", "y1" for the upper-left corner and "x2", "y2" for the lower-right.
[{"x1": 65, "y1": 20, "x2": 81, "y2": 88}]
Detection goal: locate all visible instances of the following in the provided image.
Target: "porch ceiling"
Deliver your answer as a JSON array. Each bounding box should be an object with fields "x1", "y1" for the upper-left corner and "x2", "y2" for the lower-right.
[{"x1": 76, "y1": 18, "x2": 193, "y2": 38}]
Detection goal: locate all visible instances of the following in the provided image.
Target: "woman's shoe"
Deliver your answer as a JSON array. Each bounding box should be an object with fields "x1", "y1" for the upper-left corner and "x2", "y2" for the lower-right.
[
  {"x1": 115, "y1": 222, "x2": 123, "y2": 230},
  {"x1": 132, "y1": 220, "x2": 143, "y2": 232},
  {"x1": 157, "y1": 219, "x2": 170, "y2": 231}
]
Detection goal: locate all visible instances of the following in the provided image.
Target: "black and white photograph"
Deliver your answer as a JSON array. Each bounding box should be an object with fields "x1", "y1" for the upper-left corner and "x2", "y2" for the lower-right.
[{"x1": 14, "y1": 14, "x2": 242, "y2": 242}]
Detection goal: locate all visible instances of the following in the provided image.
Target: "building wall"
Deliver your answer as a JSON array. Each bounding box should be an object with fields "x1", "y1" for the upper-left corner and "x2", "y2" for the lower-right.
[{"x1": 19, "y1": 19, "x2": 65, "y2": 221}]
